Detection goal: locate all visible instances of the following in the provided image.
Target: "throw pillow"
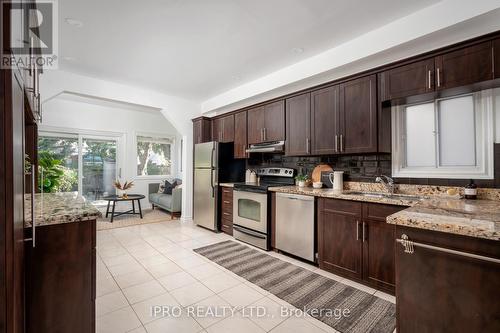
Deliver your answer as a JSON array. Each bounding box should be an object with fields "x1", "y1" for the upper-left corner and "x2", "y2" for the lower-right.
[
  {"x1": 163, "y1": 180, "x2": 177, "y2": 195},
  {"x1": 157, "y1": 180, "x2": 165, "y2": 193}
]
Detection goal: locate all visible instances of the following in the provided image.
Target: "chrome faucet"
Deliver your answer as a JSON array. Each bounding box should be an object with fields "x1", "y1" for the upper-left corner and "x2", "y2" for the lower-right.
[{"x1": 375, "y1": 175, "x2": 395, "y2": 194}]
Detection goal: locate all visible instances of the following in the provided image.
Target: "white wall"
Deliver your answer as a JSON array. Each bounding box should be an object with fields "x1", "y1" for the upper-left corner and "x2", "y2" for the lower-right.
[
  {"x1": 40, "y1": 70, "x2": 200, "y2": 221},
  {"x1": 41, "y1": 98, "x2": 182, "y2": 208}
]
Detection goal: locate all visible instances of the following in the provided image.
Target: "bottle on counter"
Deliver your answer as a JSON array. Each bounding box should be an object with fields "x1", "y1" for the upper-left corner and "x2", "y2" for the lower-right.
[{"x1": 464, "y1": 180, "x2": 477, "y2": 200}]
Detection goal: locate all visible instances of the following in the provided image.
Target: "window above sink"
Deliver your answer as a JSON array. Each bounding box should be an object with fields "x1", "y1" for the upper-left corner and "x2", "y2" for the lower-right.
[{"x1": 391, "y1": 89, "x2": 496, "y2": 179}]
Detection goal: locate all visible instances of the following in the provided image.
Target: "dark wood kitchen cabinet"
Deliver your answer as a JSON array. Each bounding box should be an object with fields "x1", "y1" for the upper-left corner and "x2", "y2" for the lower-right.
[
  {"x1": 318, "y1": 199, "x2": 363, "y2": 280},
  {"x1": 219, "y1": 187, "x2": 233, "y2": 235},
  {"x1": 379, "y1": 59, "x2": 435, "y2": 101},
  {"x1": 435, "y1": 41, "x2": 493, "y2": 91},
  {"x1": 395, "y1": 226, "x2": 500, "y2": 332},
  {"x1": 234, "y1": 111, "x2": 248, "y2": 159},
  {"x1": 212, "y1": 114, "x2": 234, "y2": 143},
  {"x1": 318, "y1": 198, "x2": 405, "y2": 294},
  {"x1": 192, "y1": 117, "x2": 211, "y2": 144},
  {"x1": 26, "y1": 219, "x2": 96, "y2": 333},
  {"x1": 311, "y1": 85, "x2": 339, "y2": 155},
  {"x1": 494, "y1": 38, "x2": 500, "y2": 79},
  {"x1": 339, "y1": 75, "x2": 378, "y2": 154},
  {"x1": 285, "y1": 93, "x2": 311, "y2": 156},
  {"x1": 247, "y1": 100, "x2": 285, "y2": 144}
]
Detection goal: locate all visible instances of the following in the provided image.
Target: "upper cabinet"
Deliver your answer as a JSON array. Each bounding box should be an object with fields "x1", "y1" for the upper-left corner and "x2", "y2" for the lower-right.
[
  {"x1": 211, "y1": 114, "x2": 234, "y2": 143},
  {"x1": 192, "y1": 117, "x2": 211, "y2": 144},
  {"x1": 285, "y1": 93, "x2": 311, "y2": 156},
  {"x1": 285, "y1": 86, "x2": 340, "y2": 156},
  {"x1": 311, "y1": 85, "x2": 340, "y2": 155},
  {"x1": 234, "y1": 111, "x2": 247, "y2": 159},
  {"x1": 493, "y1": 38, "x2": 500, "y2": 79},
  {"x1": 339, "y1": 75, "x2": 378, "y2": 154},
  {"x1": 379, "y1": 59, "x2": 435, "y2": 101},
  {"x1": 247, "y1": 101, "x2": 285, "y2": 144},
  {"x1": 380, "y1": 41, "x2": 495, "y2": 102},
  {"x1": 435, "y1": 41, "x2": 493, "y2": 90}
]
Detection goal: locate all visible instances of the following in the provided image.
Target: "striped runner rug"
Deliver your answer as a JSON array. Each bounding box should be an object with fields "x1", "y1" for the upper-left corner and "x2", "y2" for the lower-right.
[{"x1": 194, "y1": 240, "x2": 396, "y2": 333}]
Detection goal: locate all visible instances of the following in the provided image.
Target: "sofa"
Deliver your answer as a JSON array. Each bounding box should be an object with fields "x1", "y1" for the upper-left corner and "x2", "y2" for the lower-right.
[{"x1": 148, "y1": 178, "x2": 182, "y2": 218}]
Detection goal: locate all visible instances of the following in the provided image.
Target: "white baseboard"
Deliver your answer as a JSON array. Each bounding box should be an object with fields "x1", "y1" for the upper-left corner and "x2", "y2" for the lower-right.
[{"x1": 180, "y1": 216, "x2": 193, "y2": 223}]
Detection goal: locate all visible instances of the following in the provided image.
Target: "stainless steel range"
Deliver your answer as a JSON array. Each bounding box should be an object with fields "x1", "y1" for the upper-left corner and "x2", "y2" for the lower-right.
[{"x1": 232, "y1": 167, "x2": 295, "y2": 250}]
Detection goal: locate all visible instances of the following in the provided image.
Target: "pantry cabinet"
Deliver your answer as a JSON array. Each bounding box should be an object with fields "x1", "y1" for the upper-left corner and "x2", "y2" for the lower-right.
[{"x1": 318, "y1": 198, "x2": 405, "y2": 294}]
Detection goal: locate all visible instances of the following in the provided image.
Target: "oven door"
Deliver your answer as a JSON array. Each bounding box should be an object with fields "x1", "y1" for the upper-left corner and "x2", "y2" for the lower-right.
[{"x1": 233, "y1": 189, "x2": 268, "y2": 234}]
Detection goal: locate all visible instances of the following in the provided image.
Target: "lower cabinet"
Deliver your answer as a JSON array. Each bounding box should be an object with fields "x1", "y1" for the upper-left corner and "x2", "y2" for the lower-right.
[
  {"x1": 395, "y1": 226, "x2": 500, "y2": 332},
  {"x1": 25, "y1": 220, "x2": 96, "y2": 333},
  {"x1": 220, "y1": 187, "x2": 233, "y2": 235},
  {"x1": 317, "y1": 198, "x2": 404, "y2": 294}
]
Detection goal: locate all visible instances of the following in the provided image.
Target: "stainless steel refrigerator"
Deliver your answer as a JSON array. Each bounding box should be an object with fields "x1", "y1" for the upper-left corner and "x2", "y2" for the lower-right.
[{"x1": 194, "y1": 141, "x2": 244, "y2": 231}]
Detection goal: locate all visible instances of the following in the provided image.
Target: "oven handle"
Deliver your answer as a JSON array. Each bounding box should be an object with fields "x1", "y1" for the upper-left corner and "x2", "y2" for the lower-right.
[
  {"x1": 233, "y1": 188, "x2": 267, "y2": 194},
  {"x1": 233, "y1": 225, "x2": 267, "y2": 239}
]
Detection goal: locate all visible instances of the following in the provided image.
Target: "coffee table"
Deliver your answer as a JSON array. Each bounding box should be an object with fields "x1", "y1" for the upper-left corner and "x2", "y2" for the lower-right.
[{"x1": 102, "y1": 194, "x2": 145, "y2": 222}]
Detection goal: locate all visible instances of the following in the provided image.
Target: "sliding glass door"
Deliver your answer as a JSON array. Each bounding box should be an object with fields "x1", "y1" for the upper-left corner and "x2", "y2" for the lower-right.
[{"x1": 38, "y1": 131, "x2": 122, "y2": 206}]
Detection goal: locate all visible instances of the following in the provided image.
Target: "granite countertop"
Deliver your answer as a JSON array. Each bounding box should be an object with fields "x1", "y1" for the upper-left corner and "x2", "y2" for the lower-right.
[
  {"x1": 25, "y1": 192, "x2": 102, "y2": 227},
  {"x1": 387, "y1": 198, "x2": 500, "y2": 241},
  {"x1": 268, "y1": 186, "x2": 420, "y2": 206},
  {"x1": 268, "y1": 185, "x2": 500, "y2": 241}
]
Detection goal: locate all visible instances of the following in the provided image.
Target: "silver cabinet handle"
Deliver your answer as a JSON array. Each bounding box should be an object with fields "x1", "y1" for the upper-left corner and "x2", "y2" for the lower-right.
[
  {"x1": 263, "y1": 128, "x2": 267, "y2": 141},
  {"x1": 396, "y1": 234, "x2": 500, "y2": 264},
  {"x1": 306, "y1": 138, "x2": 310, "y2": 154},
  {"x1": 428, "y1": 70, "x2": 432, "y2": 89},
  {"x1": 339, "y1": 134, "x2": 344, "y2": 152},
  {"x1": 356, "y1": 221, "x2": 360, "y2": 241},
  {"x1": 335, "y1": 135, "x2": 338, "y2": 152},
  {"x1": 362, "y1": 222, "x2": 366, "y2": 242},
  {"x1": 25, "y1": 165, "x2": 36, "y2": 247},
  {"x1": 260, "y1": 128, "x2": 263, "y2": 142},
  {"x1": 436, "y1": 68, "x2": 441, "y2": 88},
  {"x1": 223, "y1": 200, "x2": 230, "y2": 204},
  {"x1": 223, "y1": 212, "x2": 231, "y2": 216}
]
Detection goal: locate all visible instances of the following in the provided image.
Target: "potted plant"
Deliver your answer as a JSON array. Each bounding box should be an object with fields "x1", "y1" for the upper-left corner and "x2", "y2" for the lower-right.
[
  {"x1": 113, "y1": 180, "x2": 134, "y2": 198},
  {"x1": 295, "y1": 174, "x2": 309, "y2": 188}
]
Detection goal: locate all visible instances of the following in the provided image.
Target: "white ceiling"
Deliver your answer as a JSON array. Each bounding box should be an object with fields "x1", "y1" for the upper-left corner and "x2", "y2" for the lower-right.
[{"x1": 59, "y1": 0, "x2": 440, "y2": 101}]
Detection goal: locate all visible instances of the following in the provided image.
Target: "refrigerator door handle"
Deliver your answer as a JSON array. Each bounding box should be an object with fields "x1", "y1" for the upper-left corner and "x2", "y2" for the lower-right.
[{"x1": 210, "y1": 146, "x2": 216, "y2": 197}]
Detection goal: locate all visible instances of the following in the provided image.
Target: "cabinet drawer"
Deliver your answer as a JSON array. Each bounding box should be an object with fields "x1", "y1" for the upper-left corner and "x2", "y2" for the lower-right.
[
  {"x1": 221, "y1": 199, "x2": 233, "y2": 214},
  {"x1": 320, "y1": 198, "x2": 362, "y2": 216},
  {"x1": 363, "y1": 203, "x2": 405, "y2": 222},
  {"x1": 221, "y1": 210, "x2": 233, "y2": 221},
  {"x1": 221, "y1": 187, "x2": 233, "y2": 198},
  {"x1": 221, "y1": 219, "x2": 233, "y2": 235}
]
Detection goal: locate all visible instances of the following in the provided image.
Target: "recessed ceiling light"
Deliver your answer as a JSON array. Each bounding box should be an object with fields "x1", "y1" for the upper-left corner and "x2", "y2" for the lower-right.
[
  {"x1": 292, "y1": 47, "x2": 304, "y2": 54},
  {"x1": 65, "y1": 18, "x2": 83, "y2": 27}
]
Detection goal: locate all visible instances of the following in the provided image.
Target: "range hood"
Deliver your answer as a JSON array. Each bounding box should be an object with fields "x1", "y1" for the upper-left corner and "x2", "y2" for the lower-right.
[{"x1": 246, "y1": 141, "x2": 284, "y2": 153}]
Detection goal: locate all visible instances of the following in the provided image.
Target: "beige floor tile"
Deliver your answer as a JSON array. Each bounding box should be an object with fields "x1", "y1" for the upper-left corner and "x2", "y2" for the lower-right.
[
  {"x1": 122, "y1": 280, "x2": 166, "y2": 304},
  {"x1": 247, "y1": 296, "x2": 288, "y2": 331},
  {"x1": 170, "y1": 282, "x2": 215, "y2": 307},
  {"x1": 108, "y1": 262, "x2": 144, "y2": 277},
  {"x1": 200, "y1": 272, "x2": 242, "y2": 293},
  {"x1": 132, "y1": 292, "x2": 180, "y2": 325},
  {"x1": 185, "y1": 263, "x2": 221, "y2": 280},
  {"x1": 158, "y1": 271, "x2": 198, "y2": 291},
  {"x1": 96, "y1": 290, "x2": 129, "y2": 317},
  {"x1": 374, "y1": 290, "x2": 396, "y2": 304},
  {"x1": 173, "y1": 255, "x2": 209, "y2": 270},
  {"x1": 146, "y1": 261, "x2": 183, "y2": 279},
  {"x1": 218, "y1": 284, "x2": 265, "y2": 308},
  {"x1": 144, "y1": 312, "x2": 203, "y2": 333},
  {"x1": 113, "y1": 269, "x2": 154, "y2": 290},
  {"x1": 137, "y1": 255, "x2": 170, "y2": 269},
  {"x1": 190, "y1": 294, "x2": 232, "y2": 328},
  {"x1": 96, "y1": 274, "x2": 120, "y2": 297},
  {"x1": 206, "y1": 312, "x2": 265, "y2": 333},
  {"x1": 96, "y1": 306, "x2": 142, "y2": 333},
  {"x1": 101, "y1": 253, "x2": 137, "y2": 268}
]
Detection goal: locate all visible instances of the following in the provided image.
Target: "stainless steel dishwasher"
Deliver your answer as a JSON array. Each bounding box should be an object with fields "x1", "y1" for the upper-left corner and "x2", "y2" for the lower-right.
[{"x1": 275, "y1": 193, "x2": 315, "y2": 262}]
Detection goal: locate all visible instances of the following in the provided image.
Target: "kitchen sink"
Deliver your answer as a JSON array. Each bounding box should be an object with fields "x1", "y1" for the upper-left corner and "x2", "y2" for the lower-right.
[{"x1": 343, "y1": 191, "x2": 423, "y2": 201}]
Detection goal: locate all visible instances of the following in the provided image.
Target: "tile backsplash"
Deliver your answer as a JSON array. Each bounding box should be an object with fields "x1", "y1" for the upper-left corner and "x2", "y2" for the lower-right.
[{"x1": 246, "y1": 143, "x2": 500, "y2": 188}]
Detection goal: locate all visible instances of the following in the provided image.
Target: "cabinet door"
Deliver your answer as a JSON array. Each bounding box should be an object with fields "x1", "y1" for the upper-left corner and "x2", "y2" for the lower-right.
[
  {"x1": 380, "y1": 59, "x2": 434, "y2": 101},
  {"x1": 211, "y1": 118, "x2": 222, "y2": 142},
  {"x1": 396, "y1": 227, "x2": 500, "y2": 333},
  {"x1": 247, "y1": 106, "x2": 265, "y2": 144},
  {"x1": 339, "y1": 75, "x2": 378, "y2": 154},
  {"x1": 362, "y1": 219, "x2": 396, "y2": 292},
  {"x1": 435, "y1": 41, "x2": 493, "y2": 90},
  {"x1": 494, "y1": 39, "x2": 500, "y2": 79},
  {"x1": 318, "y1": 199, "x2": 362, "y2": 280},
  {"x1": 234, "y1": 111, "x2": 247, "y2": 158},
  {"x1": 263, "y1": 100, "x2": 285, "y2": 142},
  {"x1": 311, "y1": 85, "x2": 339, "y2": 155},
  {"x1": 285, "y1": 93, "x2": 310, "y2": 156},
  {"x1": 222, "y1": 115, "x2": 234, "y2": 143}
]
